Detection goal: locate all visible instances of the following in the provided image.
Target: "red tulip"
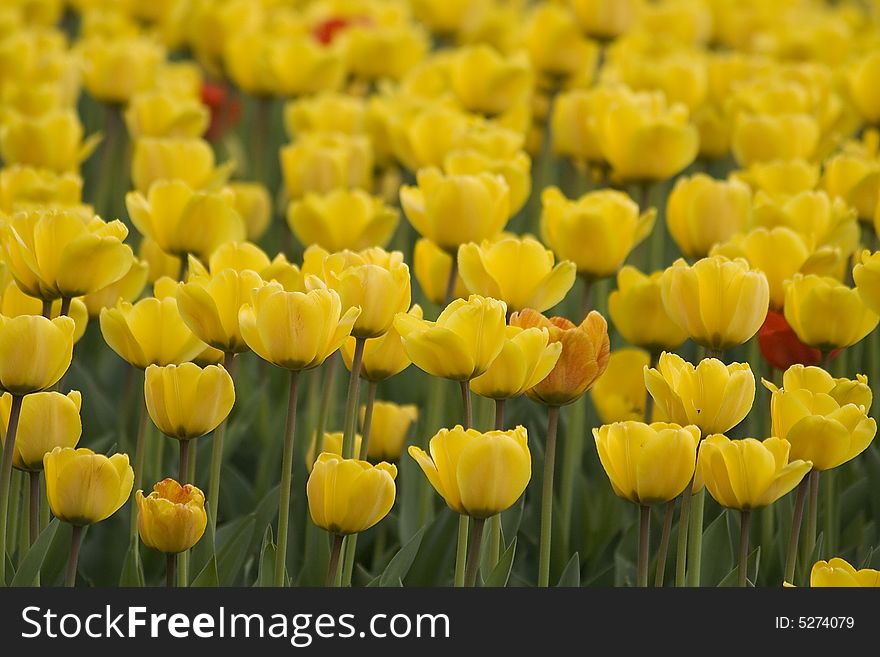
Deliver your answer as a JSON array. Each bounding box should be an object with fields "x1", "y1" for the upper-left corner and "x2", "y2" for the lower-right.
[
  {"x1": 312, "y1": 16, "x2": 372, "y2": 45},
  {"x1": 201, "y1": 81, "x2": 241, "y2": 142},
  {"x1": 758, "y1": 309, "x2": 837, "y2": 371}
]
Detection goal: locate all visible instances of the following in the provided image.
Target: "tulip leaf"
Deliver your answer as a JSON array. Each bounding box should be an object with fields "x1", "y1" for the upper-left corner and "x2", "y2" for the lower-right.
[
  {"x1": 370, "y1": 525, "x2": 426, "y2": 587},
  {"x1": 483, "y1": 537, "x2": 517, "y2": 587},
  {"x1": 117, "y1": 542, "x2": 145, "y2": 587},
  {"x1": 404, "y1": 510, "x2": 458, "y2": 586},
  {"x1": 717, "y1": 547, "x2": 761, "y2": 587},
  {"x1": 556, "y1": 552, "x2": 581, "y2": 587},
  {"x1": 699, "y1": 511, "x2": 733, "y2": 586},
  {"x1": 37, "y1": 520, "x2": 73, "y2": 586},
  {"x1": 256, "y1": 525, "x2": 276, "y2": 587},
  {"x1": 190, "y1": 507, "x2": 216, "y2": 581},
  {"x1": 192, "y1": 556, "x2": 220, "y2": 587},
  {"x1": 216, "y1": 515, "x2": 256, "y2": 585}
]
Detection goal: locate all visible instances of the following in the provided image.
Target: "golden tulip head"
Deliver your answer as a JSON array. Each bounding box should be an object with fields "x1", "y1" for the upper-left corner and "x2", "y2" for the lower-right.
[
  {"x1": 411, "y1": 0, "x2": 486, "y2": 35},
  {"x1": 731, "y1": 159, "x2": 820, "y2": 197},
  {"x1": 0, "y1": 208, "x2": 133, "y2": 301},
  {"x1": 144, "y1": 362, "x2": 235, "y2": 440},
  {"x1": 811, "y1": 558, "x2": 880, "y2": 587},
  {"x1": 666, "y1": 174, "x2": 752, "y2": 259},
  {"x1": 136, "y1": 478, "x2": 207, "y2": 554},
  {"x1": 457, "y1": 236, "x2": 576, "y2": 313},
  {"x1": 76, "y1": 36, "x2": 163, "y2": 104},
  {"x1": 645, "y1": 352, "x2": 755, "y2": 436},
  {"x1": 307, "y1": 453, "x2": 397, "y2": 535},
  {"x1": 284, "y1": 92, "x2": 367, "y2": 137},
  {"x1": 239, "y1": 282, "x2": 360, "y2": 371},
  {"x1": 228, "y1": 182, "x2": 272, "y2": 242},
  {"x1": 660, "y1": 256, "x2": 769, "y2": 351},
  {"x1": 361, "y1": 402, "x2": 418, "y2": 463},
  {"x1": 177, "y1": 267, "x2": 265, "y2": 354},
  {"x1": 409, "y1": 425, "x2": 531, "y2": 518},
  {"x1": 540, "y1": 187, "x2": 655, "y2": 279},
  {"x1": 524, "y1": 3, "x2": 598, "y2": 77},
  {"x1": 608, "y1": 266, "x2": 688, "y2": 351},
  {"x1": 385, "y1": 102, "x2": 471, "y2": 172},
  {"x1": 731, "y1": 112, "x2": 819, "y2": 166},
  {"x1": 469, "y1": 325, "x2": 562, "y2": 400},
  {"x1": 82, "y1": 257, "x2": 149, "y2": 319},
  {"x1": 393, "y1": 294, "x2": 507, "y2": 381},
  {"x1": 697, "y1": 435, "x2": 811, "y2": 510},
  {"x1": 287, "y1": 189, "x2": 399, "y2": 253},
  {"x1": 0, "y1": 314, "x2": 74, "y2": 394},
  {"x1": 139, "y1": 237, "x2": 181, "y2": 283},
  {"x1": 0, "y1": 109, "x2": 99, "y2": 174},
  {"x1": 206, "y1": 241, "x2": 271, "y2": 276},
  {"x1": 131, "y1": 137, "x2": 231, "y2": 194},
  {"x1": 853, "y1": 250, "x2": 880, "y2": 315},
  {"x1": 448, "y1": 45, "x2": 532, "y2": 116},
  {"x1": 339, "y1": 22, "x2": 428, "y2": 82},
  {"x1": 0, "y1": 390, "x2": 81, "y2": 471},
  {"x1": 280, "y1": 133, "x2": 373, "y2": 200},
  {"x1": 100, "y1": 293, "x2": 207, "y2": 369},
  {"x1": 342, "y1": 304, "x2": 422, "y2": 382},
  {"x1": 306, "y1": 432, "x2": 363, "y2": 473},
  {"x1": 784, "y1": 274, "x2": 879, "y2": 350},
  {"x1": 591, "y1": 348, "x2": 664, "y2": 424},
  {"x1": 444, "y1": 148, "x2": 532, "y2": 216},
  {"x1": 593, "y1": 421, "x2": 700, "y2": 505},
  {"x1": 551, "y1": 86, "x2": 633, "y2": 162},
  {"x1": 0, "y1": 280, "x2": 89, "y2": 342},
  {"x1": 570, "y1": 0, "x2": 641, "y2": 39},
  {"x1": 597, "y1": 91, "x2": 699, "y2": 182},
  {"x1": 0, "y1": 165, "x2": 83, "y2": 212},
  {"x1": 123, "y1": 91, "x2": 209, "y2": 139},
  {"x1": 821, "y1": 133, "x2": 880, "y2": 223},
  {"x1": 509, "y1": 308, "x2": 609, "y2": 406},
  {"x1": 44, "y1": 447, "x2": 133, "y2": 525},
  {"x1": 126, "y1": 180, "x2": 246, "y2": 261},
  {"x1": 400, "y1": 167, "x2": 511, "y2": 252},
  {"x1": 413, "y1": 238, "x2": 468, "y2": 305},
  {"x1": 850, "y1": 51, "x2": 880, "y2": 124}
]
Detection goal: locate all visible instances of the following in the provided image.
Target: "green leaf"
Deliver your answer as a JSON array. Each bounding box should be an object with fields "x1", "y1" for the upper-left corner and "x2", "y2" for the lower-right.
[
  {"x1": 117, "y1": 542, "x2": 145, "y2": 587},
  {"x1": 556, "y1": 552, "x2": 581, "y2": 587},
  {"x1": 369, "y1": 526, "x2": 425, "y2": 587},
  {"x1": 11, "y1": 520, "x2": 60, "y2": 586},
  {"x1": 189, "y1": 507, "x2": 216, "y2": 581},
  {"x1": 38, "y1": 521, "x2": 73, "y2": 586},
  {"x1": 404, "y1": 510, "x2": 458, "y2": 586},
  {"x1": 699, "y1": 511, "x2": 734, "y2": 586},
  {"x1": 256, "y1": 526, "x2": 276, "y2": 587},
  {"x1": 192, "y1": 556, "x2": 219, "y2": 587},
  {"x1": 718, "y1": 547, "x2": 761, "y2": 587},
  {"x1": 217, "y1": 515, "x2": 255, "y2": 585},
  {"x1": 483, "y1": 537, "x2": 517, "y2": 587}
]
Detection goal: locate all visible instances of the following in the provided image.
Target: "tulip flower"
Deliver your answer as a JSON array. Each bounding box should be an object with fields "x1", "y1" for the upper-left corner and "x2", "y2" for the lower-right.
[
  {"x1": 448, "y1": 45, "x2": 532, "y2": 116},
  {"x1": 400, "y1": 167, "x2": 511, "y2": 252},
  {"x1": 284, "y1": 92, "x2": 367, "y2": 138},
  {"x1": 339, "y1": 22, "x2": 428, "y2": 82},
  {"x1": 0, "y1": 280, "x2": 89, "y2": 342},
  {"x1": 732, "y1": 158, "x2": 820, "y2": 197},
  {"x1": 341, "y1": 304, "x2": 422, "y2": 383},
  {"x1": 660, "y1": 256, "x2": 769, "y2": 352},
  {"x1": 810, "y1": 558, "x2": 880, "y2": 587},
  {"x1": 280, "y1": 133, "x2": 373, "y2": 199},
  {"x1": 76, "y1": 36, "x2": 163, "y2": 104},
  {"x1": 666, "y1": 174, "x2": 752, "y2": 259},
  {"x1": 591, "y1": 348, "x2": 662, "y2": 424},
  {"x1": 131, "y1": 137, "x2": 232, "y2": 194},
  {"x1": 124, "y1": 91, "x2": 210, "y2": 139},
  {"x1": 850, "y1": 51, "x2": 880, "y2": 124},
  {"x1": 853, "y1": 250, "x2": 880, "y2": 315},
  {"x1": 413, "y1": 238, "x2": 468, "y2": 305},
  {"x1": 524, "y1": 3, "x2": 597, "y2": 78},
  {"x1": 360, "y1": 402, "x2": 418, "y2": 463},
  {"x1": 0, "y1": 109, "x2": 99, "y2": 174},
  {"x1": 757, "y1": 310, "x2": 825, "y2": 371},
  {"x1": 731, "y1": 112, "x2": 819, "y2": 166},
  {"x1": 821, "y1": 131, "x2": 880, "y2": 223},
  {"x1": 551, "y1": 87, "x2": 631, "y2": 164},
  {"x1": 570, "y1": 0, "x2": 640, "y2": 39},
  {"x1": 0, "y1": 390, "x2": 81, "y2": 473},
  {"x1": 784, "y1": 274, "x2": 879, "y2": 351},
  {"x1": 608, "y1": 266, "x2": 688, "y2": 352},
  {"x1": 0, "y1": 314, "x2": 74, "y2": 394},
  {"x1": 541, "y1": 187, "x2": 655, "y2": 280},
  {"x1": 0, "y1": 164, "x2": 83, "y2": 212},
  {"x1": 385, "y1": 103, "x2": 472, "y2": 172},
  {"x1": 229, "y1": 182, "x2": 271, "y2": 242},
  {"x1": 288, "y1": 189, "x2": 399, "y2": 253},
  {"x1": 411, "y1": 0, "x2": 484, "y2": 35},
  {"x1": 306, "y1": 432, "x2": 363, "y2": 473},
  {"x1": 444, "y1": 147, "x2": 531, "y2": 216},
  {"x1": 82, "y1": 257, "x2": 149, "y2": 318},
  {"x1": 206, "y1": 241, "x2": 272, "y2": 276}
]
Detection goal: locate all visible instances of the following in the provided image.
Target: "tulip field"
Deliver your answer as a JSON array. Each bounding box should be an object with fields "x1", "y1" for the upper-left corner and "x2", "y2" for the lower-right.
[{"x1": 3, "y1": 0, "x2": 880, "y2": 593}]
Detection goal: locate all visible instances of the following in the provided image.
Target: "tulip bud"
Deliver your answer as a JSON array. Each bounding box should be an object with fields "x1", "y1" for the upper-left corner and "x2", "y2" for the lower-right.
[
  {"x1": 591, "y1": 348, "x2": 663, "y2": 424},
  {"x1": 306, "y1": 432, "x2": 362, "y2": 473},
  {"x1": 280, "y1": 133, "x2": 373, "y2": 200},
  {"x1": 131, "y1": 137, "x2": 232, "y2": 194},
  {"x1": 144, "y1": 363, "x2": 235, "y2": 441},
  {"x1": 44, "y1": 447, "x2": 134, "y2": 525},
  {"x1": 608, "y1": 266, "x2": 688, "y2": 351},
  {"x1": 137, "y1": 479, "x2": 207, "y2": 554},
  {"x1": 0, "y1": 314, "x2": 74, "y2": 394},
  {"x1": 412, "y1": 238, "x2": 468, "y2": 305},
  {"x1": 361, "y1": 402, "x2": 418, "y2": 463},
  {"x1": 810, "y1": 558, "x2": 880, "y2": 587},
  {"x1": 341, "y1": 305, "x2": 422, "y2": 382},
  {"x1": 76, "y1": 36, "x2": 164, "y2": 104},
  {"x1": 0, "y1": 390, "x2": 81, "y2": 471},
  {"x1": 0, "y1": 109, "x2": 99, "y2": 174},
  {"x1": 124, "y1": 91, "x2": 210, "y2": 139},
  {"x1": 288, "y1": 189, "x2": 399, "y2": 253}
]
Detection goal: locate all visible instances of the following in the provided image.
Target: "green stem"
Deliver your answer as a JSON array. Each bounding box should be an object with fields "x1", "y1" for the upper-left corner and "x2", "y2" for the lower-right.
[
  {"x1": 784, "y1": 476, "x2": 809, "y2": 585},
  {"x1": 326, "y1": 534, "x2": 344, "y2": 587},
  {"x1": 459, "y1": 380, "x2": 472, "y2": 430},
  {"x1": 493, "y1": 398, "x2": 505, "y2": 431},
  {"x1": 823, "y1": 468, "x2": 836, "y2": 556},
  {"x1": 559, "y1": 395, "x2": 583, "y2": 559},
  {"x1": 803, "y1": 470, "x2": 819, "y2": 563},
  {"x1": 645, "y1": 351, "x2": 660, "y2": 422},
  {"x1": 359, "y1": 380, "x2": 377, "y2": 460},
  {"x1": 654, "y1": 499, "x2": 675, "y2": 587},
  {"x1": 208, "y1": 353, "x2": 236, "y2": 535},
  {"x1": 28, "y1": 471, "x2": 39, "y2": 547},
  {"x1": 581, "y1": 276, "x2": 593, "y2": 317},
  {"x1": 41, "y1": 300, "x2": 52, "y2": 318},
  {"x1": 738, "y1": 510, "x2": 752, "y2": 587},
  {"x1": 464, "y1": 517, "x2": 486, "y2": 587},
  {"x1": 487, "y1": 398, "x2": 506, "y2": 569},
  {"x1": 419, "y1": 378, "x2": 445, "y2": 526},
  {"x1": 274, "y1": 370, "x2": 300, "y2": 587},
  {"x1": 314, "y1": 356, "x2": 338, "y2": 458},
  {"x1": 675, "y1": 487, "x2": 691, "y2": 587},
  {"x1": 128, "y1": 394, "x2": 149, "y2": 572},
  {"x1": 637, "y1": 505, "x2": 650, "y2": 587},
  {"x1": 538, "y1": 405, "x2": 560, "y2": 587},
  {"x1": 444, "y1": 253, "x2": 459, "y2": 306},
  {"x1": 177, "y1": 439, "x2": 194, "y2": 588},
  {"x1": 59, "y1": 297, "x2": 71, "y2": 318},
  {"x1": 0, "y1": 393, "x2": 24, "y2": 586},
  {"x1": 178, "y1": 440, "x2": 190, "y2": 483},
  {"x1": 166, "y1": 554, "x2": 176, "y2": 588},
  {"x1": 454, "y1": 515, "x2": 469, "y2": 587},
  {"x1": 65, "y1": 525, "x2": 84, "y2": 587},
  {"x1": 341, "y1": 338, "x2": 365, "y2": 460},
  {"x1": 686, "y1": 488, "x2": 704, "y2": 586},
  {"x1": 340, "y1": 533, "x2": 358, "y2": 586}
]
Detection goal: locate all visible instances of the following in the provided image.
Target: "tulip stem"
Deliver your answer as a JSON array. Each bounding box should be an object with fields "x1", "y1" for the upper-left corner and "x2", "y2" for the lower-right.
[
  {"x1": 340, "y1": 534, "x2": 358, "y2": 587},
  {"x1": 675, "y1": 488, "x2": 691, "y2": 587},
  {"x1": 645, "y1": 351, "x2": 659, "y2": 422},
  {"x1": 326, "y1": 534, "x2": 344, "y2": 587},
  {"x1": 41, "y1": 300, "x2": 52, "y2": 318},
  {"x1": 128, "y1": 395, "x2": 149, "y2": 576},
  {"x1": 59, "y1": 297, "x2": 71, "y2": 318},
  {"x1": 487, "y1": 400, "x2": 506, "y2": 569},
  {"x1": 178, "y1": 440, "x2": 191, "y2": 483},
  {"x1": 28, "y1": 471, "x2": 39, "y2": 547},
  {"x1": 454, "y1": 516, "x2": 469, "y2": 587},
  {"x1": 538, "y1": 405, "x2": 560, "y2": 587},
  {"x1": 166, "y1": 554, "x2": 176, "y2": 588},
  {"x1": 275, "y1": 370, "x2": 300, "y2": 587},
  {"x1": 784, "y1": 476, "x2": 809, "y2": 585},
  {"x1": 459, "y1": 381, "x2": 472, "y2": 430},
  {"x1": 654, "y1": 499, "x2": 675, "y2": 587},
  {"x1": 208, "y1": 353, "x2": 236, "y2": 536},
  {"x1": 314, "y1": 356, "x2": 338, "y2": 458},
  {"x1": 65, "y1": 525, "x2": 84, "y2": 588},
  {"x1": 637, "y1": 505, "x2": 650, "y2": 587},
  {"x1": 444, "y1": 255, "x2": 459, "y2": 306},
  {"x1": 686, "y1": 489, "x2": 704, "y2": 586},
  {"x1": 581, "y1": 277, "x2": 593, "y2": 317},
  {"x1": 738, "y1": 511, "x2": 752, "y2": 587},
  {"x1": 0, "y1": 393, "x2": 24, "y2": 586},
  {"x1": 359, "y1": 380, "x2": 377, "y2": 460},
  {"x1": 341, "y1": 338, "x2": 365, "y2": 460},
  {"x1": 494, "y1": 398, "x2": 505, "y2": 431},
  {"x1": 803, "y1": 470, "x2": 820, "y2": 564},
  {"x1": 464, "y1": 517, "x2": 486, "y2": 587}
]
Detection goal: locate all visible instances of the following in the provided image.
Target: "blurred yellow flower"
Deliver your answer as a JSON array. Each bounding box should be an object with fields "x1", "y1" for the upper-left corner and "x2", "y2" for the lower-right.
[
  {"x1": 448, "y1": 45, "x2": 532, "y2": 116},
  {"x1": 76, "y1": 36, "x2": 164, "y2": 104},
  {"x1": 124, "y1": 91, "x2": 209, "y2": 139},
  {"x1": 280, "y1": 133, "x2": 373, "y2": 199},
  {"x1": 288, "y1": 189, "x2": 399, "y2": 253},
  {"x1": 608, "y1": 266, "x2": 688, "y2": 351},
  {"x1": 229, "y1": 182, "x2": 272, "y2": 242},
  {"x1": 131, "y1": 137, "x2": 231, "y2": 194},
  {"x1": 591, "y1": 348, "x2": 660, "y2": 424},
  {"x1": 361, "y1": 402, "x2": 418, "y2": 463},
  {"x1": 0, "y1": 109, "x2": 99, "y2": 173},
  {"x1": 341, "y1": 304, "x2": 422, "y2": 383}
]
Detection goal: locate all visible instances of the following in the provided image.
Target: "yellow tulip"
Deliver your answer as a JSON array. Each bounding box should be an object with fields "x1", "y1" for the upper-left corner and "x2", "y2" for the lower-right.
[
  {"x1": 591, "y1": 348, "x2": 664, "y2": 424},
  {"x1": 0, "y1": 314, "x2": 74, "y2": 394},
  {"x1": 608, "y1": 266, "x2": 688, "y2": 351},
  {"x1": 287, "y1": 189, "x2": 399, "y2": 253},
  {"x1": 139, "y1": 237, "x2": 181, "y2": 283},
  {"x1": 400, "y1": 167, "x2": 510, "y2": 252},
  {"x1": 229, "y1": 182, "x2": 272, "y2": 242},
  {"x1": 470, "y1": 325, "x2": 562, "y2": 400},
  {"x1": 100, "y1": 293, "x2": 207, "y2": 369},
  {"x1": 645, "y1": 352, "x2": 755, "y2": 435},
  {"x1": 409, "y1": 425, "x2": 531, "y2": 518},
  {"x1": 593, "y1": 421, "x2": 700, "y2": 505},
  {"x1": 261, "y1": 253, "x2": 307, "y2": 293},
  {"x1": 202, "y1": 241, "x2": 270, "y2": 276},
  {"x1": 82, "y1": 257, "x2": 149, "y2": 318},
  {"x1": 144, "y1": 362, "x2": 235, "y2": 440},
  {"x1": 306, "y1": 432, "x2": 363, "y2": 473},
  {"x1": 393, "y1": 294, "x2": 506, "y2": 381},
  {"x1": 570, "y1": 0, "x2": 641, "y2": 39},
  {"x1": 697, "y1": 435, "x2": 811, "y2": 510},
  {"x1": 284, "y1": 92, "x2": 367, "y2": 138},
  {"x1": 854, "y1": 250, "x2": 880, "y2": 315},
  {"x1": 44, "y1": 447, "x2": 133, "y2": 525},
  {"x1": 239, "y1": 283, "x2": 360, "y2": 371},
  {"x1": 411, "y1": 0, "x2": 485, "y2": 35},
  {"x1": 660, "y1": 256, "x2": 769, "y2": 351},
  {"x1": 811, "y1": 558, "x2": 880, "y2": 587},
  {"x1": 731, "y1": 159, "x2": 820, "y2": 197},
  {"x1": 76, "y1": 36, "x2": 163, "y2": 104},
  {"x1": 541, "y1": 186, "x2": 655, "y2": 279},
  {"x1": 784, "y1": 274, "x2": 879, "y2": 350},
  {"x1": 509, "y1": 308, "x2": 609, "y2": 406},
  {"x1": 524, "y1": 3, "x2": 597, "y2": 77},
  {"x1": 341, "y1": 304, "x2": 422, "y2": 382},
  {"x1": 0, "y1": 208, "x2": 133, "y2": 300},
  {"x1": 0, "y1": 281, "x2": 88, "y2": 342},
  {"x1": 361, "y1": 402, "x2": 418, "y2": 463},
  {"x1": 597, "y1": 91, "x2": 699, "y2": 182},
  {"x1": 0, "y1": 165, "x2": 83, "y2": 212},
  {"x1": 413, "y1": 238, "x2": 469, "y2": 305},
  {"x1": 126, "y1": 180, "x2": 245, "y2": 260},
  {"x1": 666, "y1": 174, "x2": 752, "y2": 259},
  {"x1": 731, "y1": 112, "x2": 819, "y2": 166},
  {"x1": 551, "y1": 86, "x2": 633, "y2": 163},
  {"x1": 0, "y1": 109, "x2": 99, "y2": 173},
  {"x1": 307, "y1": 453, "x2": 397, "y2": 535},
  {"x1": 448, "y1": 45, "x2": 532, "y2": 116},
  {"x1": 280, "y1": 133, "x2": 373, "y2": 200},
  {"x1": 444, "y1": 148, "x2": 531, "y2": 216},
  {"x1": 124, "y1": 91, "x2": 210, "y2": 139},
  {"x1": 385, "y1": 102, "x2": 471, "y2": 172},
  {"x1": 639, "y1": 0, "x2": 712, "y2": 45},
  {"x1": 821, "y1": 131, "x2": 880, "y2": 223},
  {"x1": 131, "y1": 137, "x2": 232, "y2": 194},
  {"x1": 850, "y1": 51, "x2": 880, "y2": 124},
  {"x1": 340, "y1": 22, "x2": 428, "y2": 82},
  {"x1": 0, "y1": 390, "x2": 81, "y2": 471},
  {"x1": 136, "y1": 478, "x2": 207, "y2": 554}
]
